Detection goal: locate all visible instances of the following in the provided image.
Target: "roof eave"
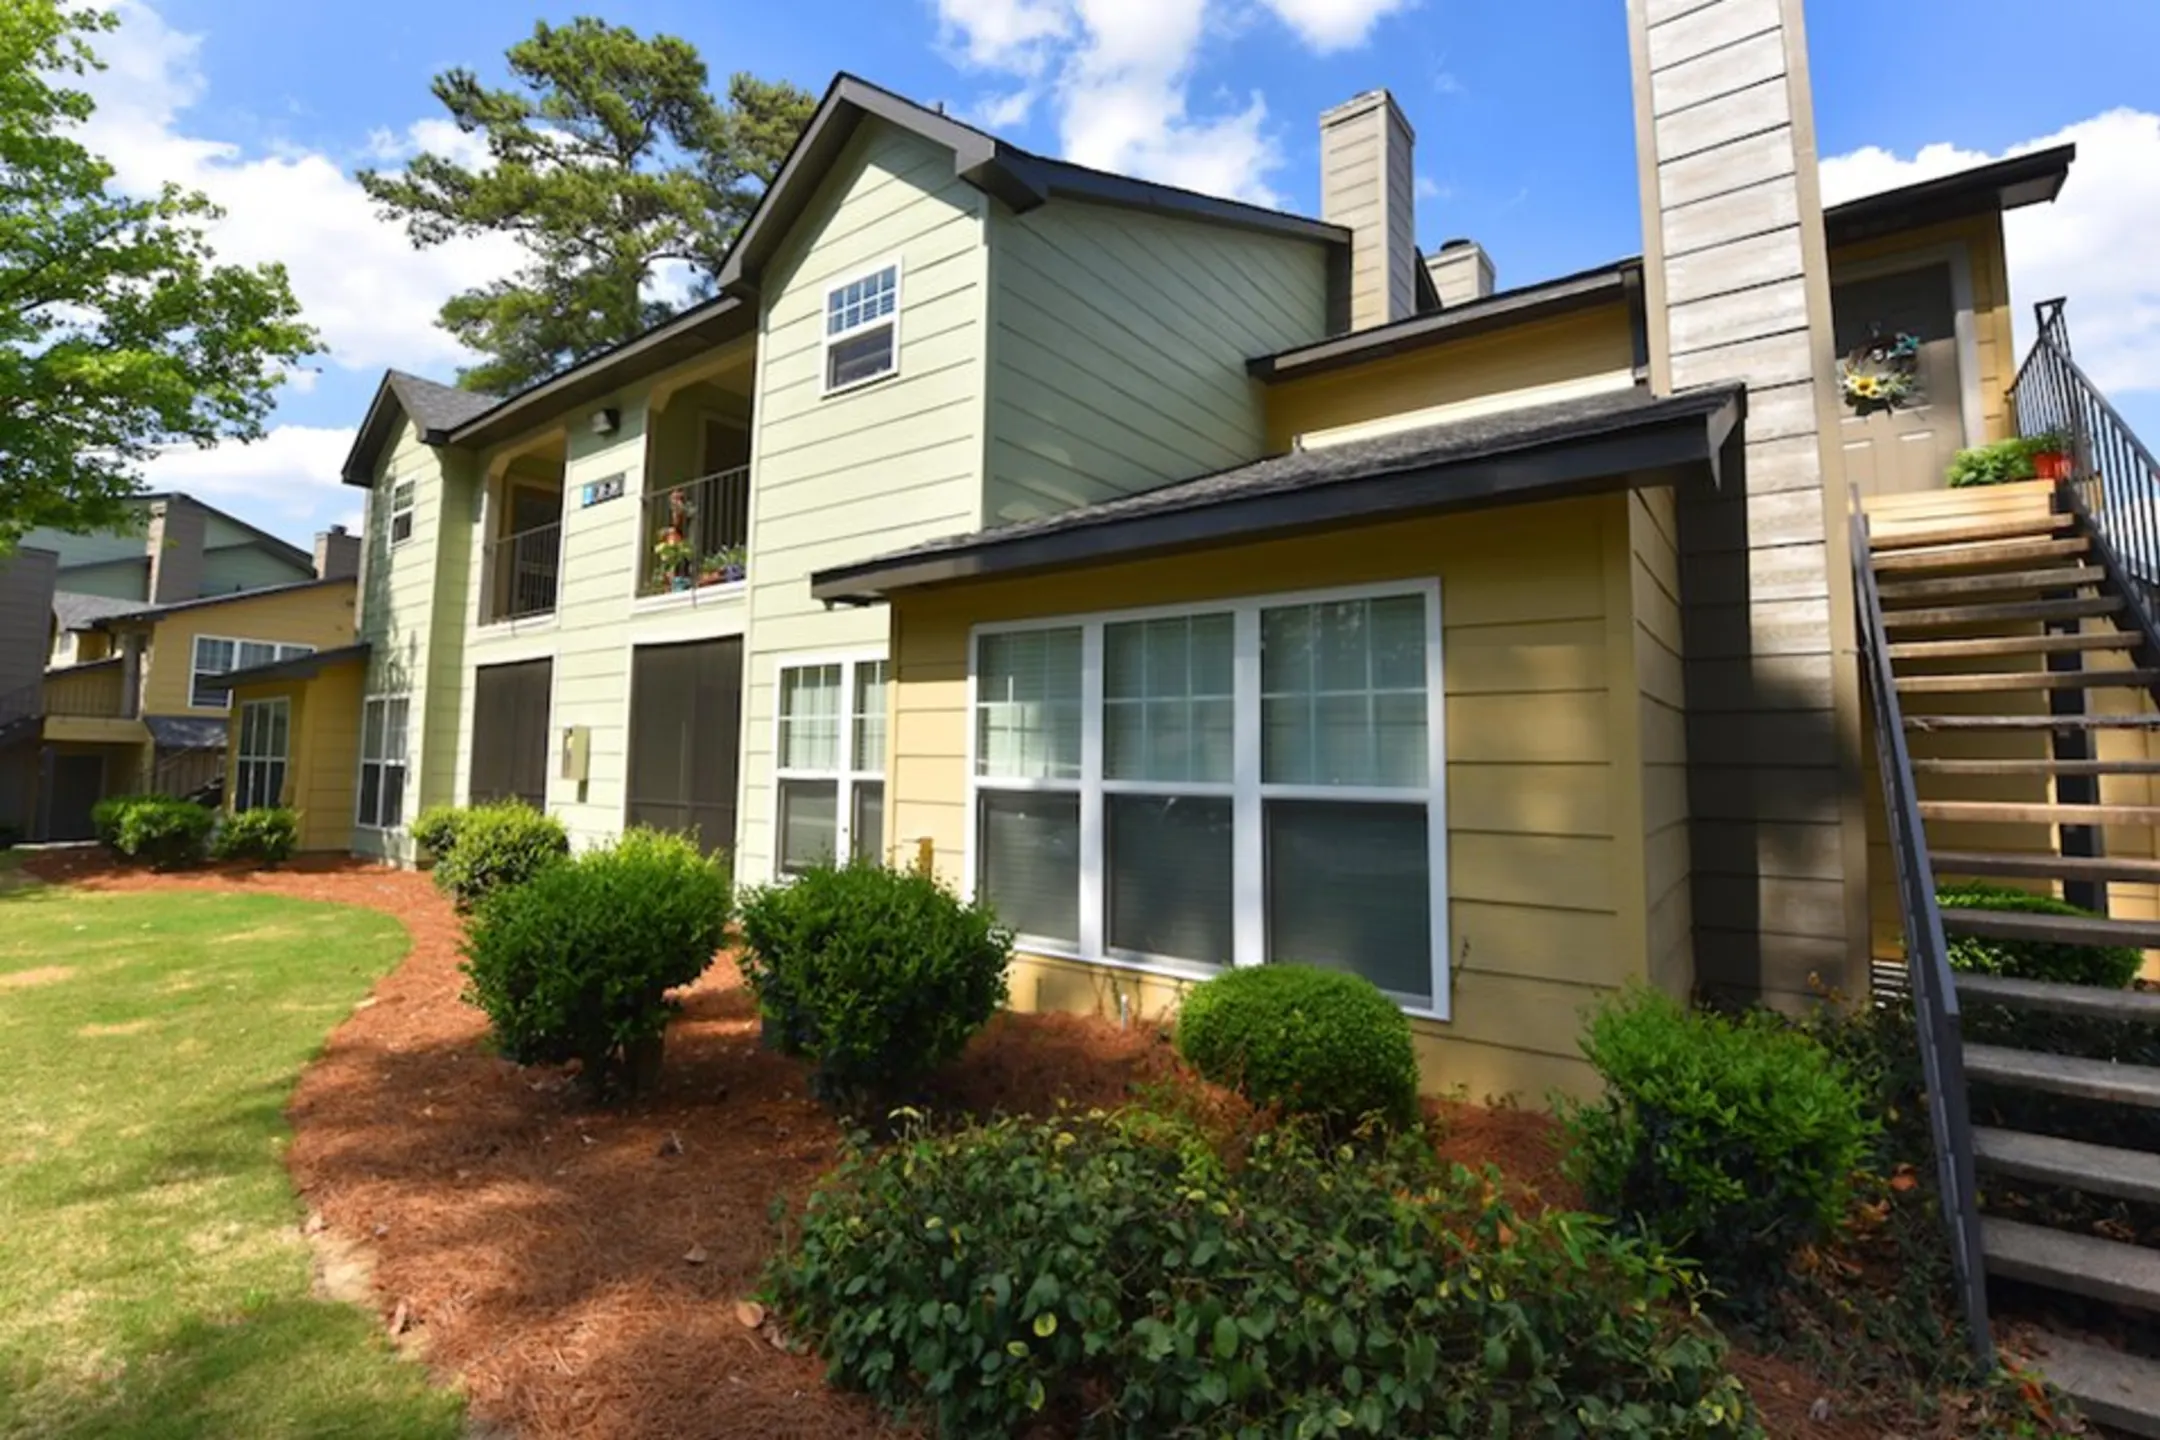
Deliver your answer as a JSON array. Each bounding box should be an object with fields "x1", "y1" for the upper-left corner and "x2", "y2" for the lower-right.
[{"x1": 1823, "y1": 143, "x2": 2076, "y2": 246}]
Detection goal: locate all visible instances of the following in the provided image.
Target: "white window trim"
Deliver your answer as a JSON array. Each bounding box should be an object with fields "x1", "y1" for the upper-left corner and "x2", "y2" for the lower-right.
[
  {"x1": 388, "y1": 478, "x2": 417, "y2": 549},
  {"x1": 234, "y1": 696, "x2": 290, "y2": 812},
  {"x1": 771, "y1": 650, "x2": 889, "y2": 878},
  {"x1": 964, "y1": 579, "x2": 1450, "y2": 1020},
  {"x1": 819, "y1": 256, "x2": 903, "y2": 398},
  {"x1": 355, "y1": 692, "x2": 412, "y2": 833},
  {"x1": 191, "y1": 635, "x2": 315, "y2": 710}
]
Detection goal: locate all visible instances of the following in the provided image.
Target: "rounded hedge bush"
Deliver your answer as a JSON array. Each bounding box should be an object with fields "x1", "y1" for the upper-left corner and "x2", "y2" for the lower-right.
[
  {"x1": 90, "y1": 795, "x2": 214, "y2": 869},
  {"x1": 736, "y1": 862, "x2": 1010, "y2": 1111},
  {"x1": 1939, "y1": 882, "x2": 2141, "y2": 989},
  {"x1": 211, "y1": 806, "x2": 298, "y2": 865},
  {"x1": 409, "y1": 804, "x2": 466, "y2": 864},
  {"x1": 460, "y1": 828, "x2": 732, "y2": 1097},
  {"x1": 1174, "y1": 964, "x2": 1420, "y2": 1129},
  {"x1": 430, "y1": 801, "x2": 569, "y2": 910}
]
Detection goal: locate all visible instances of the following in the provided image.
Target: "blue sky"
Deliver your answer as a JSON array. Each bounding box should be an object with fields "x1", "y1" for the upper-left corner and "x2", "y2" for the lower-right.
[{"x1": 82, "y1": 0, "x2": 2160, "y2": 545}]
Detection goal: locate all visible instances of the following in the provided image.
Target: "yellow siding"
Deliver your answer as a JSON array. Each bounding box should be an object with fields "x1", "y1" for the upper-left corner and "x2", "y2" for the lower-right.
[
  {"x1": 887, "y1": 492, "x2": 1667, "y2": 1103},
  {"x1": 1260, "y1": 305, "x2": 1638, "y2": 451},
  {"x1": 1830, "y1": 213, "x2": 2017, "y2": 444},
  {"x1": 225, "y1": 661, "x2": 364, "y2": 852},
  {"x1": 983, "y1": 199, "x2": 1329, "y2": 522},
  {"x1": 136, "y1": 581, "x2": 356, "y2": 718},
  {"x1": 43, "y1": 662, "x2": 125, "y2": 717}
]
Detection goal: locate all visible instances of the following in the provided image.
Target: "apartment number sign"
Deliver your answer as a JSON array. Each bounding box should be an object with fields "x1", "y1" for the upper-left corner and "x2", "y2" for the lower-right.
[{"x1": 580, "y1": 472, "x2": 626, "y2": 508}]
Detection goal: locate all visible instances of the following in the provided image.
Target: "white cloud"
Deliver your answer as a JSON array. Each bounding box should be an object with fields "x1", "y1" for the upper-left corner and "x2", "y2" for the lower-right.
[
  {"x1": 78, "y1": 1, "x2": 522, "y2": 377},
  {"x1": 1822, "y1": 108, "x2": 2160, "y2": 400},
  {"x1": 136, "y1": 425, "x2": 358, "y2": 530},
  {"x1": 1256, "y1": 0, "x2": 1415, "y2": 53},
  {"x1": 972, "y1": 88, "x2": 1039, "y2": 130}
]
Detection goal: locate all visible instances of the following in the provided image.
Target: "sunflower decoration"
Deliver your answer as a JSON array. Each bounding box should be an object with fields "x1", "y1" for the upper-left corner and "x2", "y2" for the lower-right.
[{"x1": 1839, "y1": 328, "x2": 1921, "y2": 415}]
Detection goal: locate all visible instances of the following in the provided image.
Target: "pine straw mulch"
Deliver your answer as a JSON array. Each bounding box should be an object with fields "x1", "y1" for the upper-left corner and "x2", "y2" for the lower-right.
[{"x1": 22, "y1": 848, "x2": 1891, "y2": 1439}]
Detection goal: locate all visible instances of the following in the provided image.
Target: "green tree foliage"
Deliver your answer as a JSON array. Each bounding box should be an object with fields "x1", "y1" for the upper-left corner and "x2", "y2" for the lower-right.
[
  {"x1": 359, "y1": 19, "x2": 815, "y2": 394},
  {"x1": 0, "y1": 3, "x2": 316, "y2": 549}
]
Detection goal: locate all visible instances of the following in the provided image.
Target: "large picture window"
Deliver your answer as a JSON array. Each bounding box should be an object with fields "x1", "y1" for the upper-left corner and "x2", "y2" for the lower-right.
[
  {"x1": 968, "y1": 584, "x2": 1447, "y2": 1014},
  {"x1": 774, "y1": 655, "x2": 887, "y2": 875},
  {"x1": 357, "y1": 695, "x2": 410, "y2": 831},
  {"x1": 191, "y1": 635, "x2": 314, "y2": 709},
  {"x1": 233, "y1": 697, "x2": 289, "y2": 812}
]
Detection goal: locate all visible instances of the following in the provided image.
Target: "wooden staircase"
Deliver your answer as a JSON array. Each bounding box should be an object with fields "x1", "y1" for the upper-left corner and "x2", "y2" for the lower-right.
[{"x1": 1864, "y1": 481, "x2": 2160, "y2": 1433}]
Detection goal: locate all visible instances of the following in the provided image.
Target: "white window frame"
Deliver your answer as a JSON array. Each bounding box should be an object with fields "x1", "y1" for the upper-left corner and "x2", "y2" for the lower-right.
[
  {"x1": 388, "y1": 478, "x2": 417, "y2": 549},
  {"x1": 234, "y1": 696, "x2": 290, "y2": 812},
  {"x1": 819, "y1": 258, "x2": 902, "y2": 397},
  {"x1": 965, "y1": 580, "x2": 1450, "y2": 1019},
  {"x1": 355, "y1": 693, "x2": 411, "y2": 833},
  {"x1": 771, "y1": 651, "x2": 889, "y2": 877},
  {"x1": 191, "y1": 635, "x2": 315, "y2": 709}
]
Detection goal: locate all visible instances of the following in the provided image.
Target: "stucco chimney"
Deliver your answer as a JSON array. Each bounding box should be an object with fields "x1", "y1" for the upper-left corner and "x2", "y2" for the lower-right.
[
  {"x1": 314, "y1": 524, "x2": 360, "y2": 580},
  {"x1": 1426, "y1": 238, "x2": 1495, "y2": 308},
  {"x1": 1320, "y1": 89, "x2": 1417, "y2": 331},
  {"x1": 144, "y1": 495, "x2": 205, "y2": 604}
]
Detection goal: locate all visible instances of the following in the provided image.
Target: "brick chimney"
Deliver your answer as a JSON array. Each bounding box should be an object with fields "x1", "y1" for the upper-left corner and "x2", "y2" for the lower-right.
[
  {"x1": 313, "y1": 524, "x2": 360, "y2": 580},
  {"x1": 1426, "y1": 238, "x2": 1495, "y2": 308},
  {"x1": 144, "y1": 495, "x2": 205, "y2": 604},
  {"x1": 1320, "y1": 89, "x2": 1417, "y2": 332}
]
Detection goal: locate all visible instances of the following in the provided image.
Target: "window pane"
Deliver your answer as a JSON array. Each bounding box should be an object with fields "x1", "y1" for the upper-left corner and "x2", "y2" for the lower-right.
[
  {"x1": 779, "y1": 665, "x2": 842, "y2": 771},
  {"x1": 851, "y1": 780, "x2": 885, "y2": 865},
  {"x1": 384, "y1": 699, "x2": 409, "y2": 759},
  {"x1": 238, "y1": 641, "x2": 276, "y2": 670},
  {"x1": 778, "y1": 778, "x2": 838, "y2": 874},
  {"x1": 977, "y1": 790, "x2": 1079, "y2": 945},
  {"x1": 1107, "y1": 795, "x2": 1231, "y2": 968},
  {"x1": 852, "y1": 660, "x2": 888, "y2": 773},
  {"x1": 827, "y1": 326, "x2": 894, "y2": 388},
  {"x1": 196, "y1": 637, "x2": 234, "y2": 674},
  {"x1": 358, "y1": 762, "x2": 382, "y2": 826},
  {"x1": 1261, "y1": 595, "x2": 1427, "y2": 788},
  {"x1": 380, "y1": 763, "x2": 407, "y2": 829},
  {"x1": 976, "y1": 628, "x2": 1081, "y2": 779},
  {"x1": 362, "y1": 700, "x2": 385, "y2": 761},
  {"x1": 1102, "y1": 613, "x2": 1231, "y2": 783},
  {"x1": 1266, "y1": 799, "x2": 1432, "y2": 1006},
  {"x1": 267, "y1": 761, "x2": 286, "y2": 808}
]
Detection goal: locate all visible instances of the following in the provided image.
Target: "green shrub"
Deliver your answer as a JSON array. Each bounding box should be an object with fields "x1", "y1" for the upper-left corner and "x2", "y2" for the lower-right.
[
  {"x1": 460, "y1": 828, "x2": 731, "y2": 1096},
  {"x1": 1174, "y1": 964, "x2": 1420, "y2": 1130},
  {"x1": 767, "y1": 1111, "x2": 1759, "y2": 1439},
  {"x1": 1944, "y1": 436, "x2": 2041, "y2": 488},
  {"x1": 1562, "y1": 989, "x2": 1874, "y2": 1302},
  {"x1": 430, "y1": 802, "x2": 568, "y2": 909},
  {"x1": 409, "y1": 804, "x2": 467, "y2": 864},
  {"x1": 211, "y1": 807, "x2": 298, "y2": 865},
  {"x1": 1938, "y1": 881, "x2": 2141, "y2": 988},
  {"x1": 736, "y1": 862, "x2": 1009, "y2": 1110},
  {"x1": 89, "y1": 795, "x2": 214, "y2": 869}
]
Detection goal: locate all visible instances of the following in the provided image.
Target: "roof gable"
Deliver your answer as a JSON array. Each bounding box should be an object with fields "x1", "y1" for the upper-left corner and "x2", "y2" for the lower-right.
[{"x1": 340, "y1": 370, "x2": 500, "y2": 488}]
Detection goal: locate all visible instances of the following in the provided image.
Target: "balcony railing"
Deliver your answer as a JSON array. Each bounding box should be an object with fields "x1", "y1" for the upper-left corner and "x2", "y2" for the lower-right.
[
  {"x1": 43, "y1": 660, "x2": 128, "y2": 718},
  {"x1": 480, "y1": 521, "x2": 563, "y2": 624},
  {"x1": 640, "y1": 466, "x2": 750, "y2": 598}
]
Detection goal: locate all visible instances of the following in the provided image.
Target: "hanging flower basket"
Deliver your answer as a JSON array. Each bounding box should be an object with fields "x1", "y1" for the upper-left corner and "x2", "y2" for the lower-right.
[{"x1": 1838, "y1": 329, "x2": 1921, "y2": 415}]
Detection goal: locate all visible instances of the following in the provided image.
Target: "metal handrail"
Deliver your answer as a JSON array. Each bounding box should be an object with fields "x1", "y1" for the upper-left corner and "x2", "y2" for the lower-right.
[
  {"x1": 1851, "y1": 505, "x2": 1994, "y2": 1362},
  {"x1": 480, "y1": 519, "x2": 563, "y2": 624},
  {"x1": 639, "y1": 465, "x2": 750, "y2": 597}
]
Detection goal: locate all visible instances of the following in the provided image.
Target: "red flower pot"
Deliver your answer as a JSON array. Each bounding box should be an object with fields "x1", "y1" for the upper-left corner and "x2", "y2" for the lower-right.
[{"x1": 2032, "y1": 450, "x2": 2072, "y2": 481}]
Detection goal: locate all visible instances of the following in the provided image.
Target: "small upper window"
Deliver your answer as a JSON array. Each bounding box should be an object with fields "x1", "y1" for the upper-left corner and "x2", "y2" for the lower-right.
[
  {"x1": 823, "y1": 263, "x2": 899, "y2": 393},
  {"x1": 388, "y1": 479, "x2": 417, "y2": 548}
]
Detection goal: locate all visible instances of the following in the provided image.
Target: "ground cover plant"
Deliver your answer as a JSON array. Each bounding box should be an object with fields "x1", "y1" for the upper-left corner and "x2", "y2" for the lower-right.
[{"x1": 1938, "y1": 881, "x2": 2141, "y2": 988}]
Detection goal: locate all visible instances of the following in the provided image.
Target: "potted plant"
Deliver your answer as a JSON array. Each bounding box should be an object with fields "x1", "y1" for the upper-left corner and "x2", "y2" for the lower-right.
[
  {"x1": 652, "y1": 536, "x2": 695, "y2": 590},
  {"x1": 2027, "y1": 429, "x2": 2074, "y2": 482},
  {"x1": 697, "y1": 545, "x2": 747, "y2": 586},
  {"x1": 717, "y1": 543, "x2": 746, "y2": 583}
]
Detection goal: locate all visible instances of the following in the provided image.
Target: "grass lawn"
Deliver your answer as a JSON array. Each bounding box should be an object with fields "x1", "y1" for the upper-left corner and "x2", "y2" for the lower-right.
[{"x1": 0, "y1": 868, "x2": 463, "y2": 1439}]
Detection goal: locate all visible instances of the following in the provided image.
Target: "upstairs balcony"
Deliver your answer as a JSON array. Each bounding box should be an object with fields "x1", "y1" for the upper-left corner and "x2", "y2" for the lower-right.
[
  {"x1": 0, "y1": 659, "x2": 146, "y2": 748},
  {"x1": 478, "y1": 437, "x2": 567, "y2": 627},
  {"x1": 639, "y1": 465, "x2": 750, "y2": 599}
]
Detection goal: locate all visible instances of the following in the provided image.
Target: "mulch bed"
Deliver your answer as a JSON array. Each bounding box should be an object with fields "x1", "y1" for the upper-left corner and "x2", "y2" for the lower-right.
[{"x1": 21, "y1": 848, "x2": 1879, "y2": 1438}]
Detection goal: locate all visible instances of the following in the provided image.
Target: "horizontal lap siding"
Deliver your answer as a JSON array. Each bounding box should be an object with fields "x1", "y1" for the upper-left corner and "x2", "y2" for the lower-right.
[
  {"x1": 139, "y1": 581, "x2": 357, "y2": 719},
  {"x1": 890, "y1": 495, "x2": 1655, "y2": 1102},
  {"x1": 1632, "y1": 487, "x2": 1695, "y2": 996}
]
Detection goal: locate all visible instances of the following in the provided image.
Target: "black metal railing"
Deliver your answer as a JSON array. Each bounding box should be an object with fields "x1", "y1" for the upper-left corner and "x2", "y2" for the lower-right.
[
  {"x1": 480, "y1": 521, "x2": 563, "y2": 624},
  {"x1": 1851, "y1": 506, "x2": 1994, "y2": 1362},
  {"x1": 639, "y1": 465, "x2": 750, "y2": 598}
]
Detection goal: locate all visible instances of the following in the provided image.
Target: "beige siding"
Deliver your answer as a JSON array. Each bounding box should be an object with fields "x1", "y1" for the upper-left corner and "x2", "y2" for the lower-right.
[
  {"x1": 983, "y1": 201, "x2": 1330, "y2": 523},
  {"x1": 886, "y1": 493, "x2": 1668, "y2": 1103},
  {"x1": 736, "y1": 118, "x2": 992, "y2": 881},
  {"x1": 1630, "y1": 486, "x2": 1694, "y2": 995}
]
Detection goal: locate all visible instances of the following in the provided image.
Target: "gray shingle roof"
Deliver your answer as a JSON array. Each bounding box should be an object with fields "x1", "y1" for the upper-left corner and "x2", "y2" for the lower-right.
[
  {"x1": 386, "y1": 370, "x2": 499, "y2": 433},
  {"x1": 53, "y1": 590, "x2": 145, "y2": 633}
]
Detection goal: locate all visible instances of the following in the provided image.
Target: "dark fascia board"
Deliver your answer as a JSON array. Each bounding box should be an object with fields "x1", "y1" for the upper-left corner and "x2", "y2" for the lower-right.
[
  {"x1": 1823, "y1": 144, "x2": 2075, "y2": 246},
  {"x1": 220, "y1": 641, "x2": 371, "y2": 690},
  {"x1": 812, "y1": 387, "x2": 1743, "y2": 603},
  {"x1": 1248, "y1": 261, "x2": 1636, "y2": 383},
  {"x1": 340, "y1": 372, "x2": 412, "y2": 488}
]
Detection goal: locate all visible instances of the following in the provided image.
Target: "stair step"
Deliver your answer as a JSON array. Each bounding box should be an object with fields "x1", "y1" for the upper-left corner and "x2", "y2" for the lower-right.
[
  {"x1": 1869, "y1": 513, "x2": 2077, "y2": 550},
  {"x1": 1872, "y1": 536, "x2": 2091, "y2": 574},
  {"x1": 1957, "y1": 972, "x2": 2160, "y2": 1022},
  {"x1": 1896, "y1": 668, "x2": 2160, "y2": 693},
  {"x1": 1915, "y1": 757, "x2": 2160, "y2": 777},
  {"x1": 1935, "y1": 849, "x2": 2160, "y2": 884},
  {"x1": 1906, "y1": 712, "x2": 2160, "y2": 732},
  {"x1": 1882, "y1": 596, "x2": 2123, "y2": 630},
  {"x1": 1921, "y1": 800, "x2": 2160, "y2": 827},
  {"x1": 2030, "y1": 1334, "x2": 2160, "y2": 1439},
  {"x1": 1964, "y1": 1045, "x2": 2160, "y2": 1107},
  {"x1": 1890, "y1": 632, "x2": 2141, "y2": 661},
  {"x1": 1984, "y1": 1218, "x2": 2160, "y2": 1313},
  {"x1": 1944, "y1": 906, "x2": 2160, "y2": 950},
  {"x1": 1877, "y1": 565, "x2": 2107, "y2": 603},
  {"x1": 1974, "y1": 1127, "x2": 2160, "y2": 1205}
]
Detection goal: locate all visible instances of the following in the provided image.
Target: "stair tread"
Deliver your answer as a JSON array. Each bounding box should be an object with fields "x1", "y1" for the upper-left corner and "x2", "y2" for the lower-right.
[
  {"x1": 1895, "y1": 668, "x2": 2160, "y2": 693},
  {"x1": 2029, "y1": 1333, "x2": 2160, "y2": 1438},
  {"x1": 1872, "y1": 536, "x2": 2091, "y2": 573},
  {"x1": 1906, "y1": 713, "x2": 2160, "y2": 731},
  {"x1": 1915, "y1": 757, "x2": 2160, "y2": 776},
  {"x1": 1890, "y1": 632, "x2": 2141, "y2": 660},
  {"x1": 1870, "y1": 514, "x2": 2077, "y2": 550},
  {"x1": 1944, "y1": 906, "x2": 2160, "y2": 950},
  {"x1": 1877, "y1": 564, "x2": 2107, "y2": 602},
  {"x1": 1957, "y1": 972, "x2": 2160, "y2": 1020},
  {"x1": 1984, "y1": 1217, "x2": 2160, "y2": 1313},
  {"x1": 1974, "y1": 1126, "x2": 2160, "y2": 1205},
  {"x1": 1935, "y1": 849, "x2": 2160, "y2": 883},
  {"x1": 1920, "y1": 799, "x2": 2160, "y2": 826},
  {"x1": 1964, "y1": 1045, "x2": 2160, "y2": 1108},
  {"x1": 1882, "y1": 595, "x2": 2122, "y2": 629}
]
